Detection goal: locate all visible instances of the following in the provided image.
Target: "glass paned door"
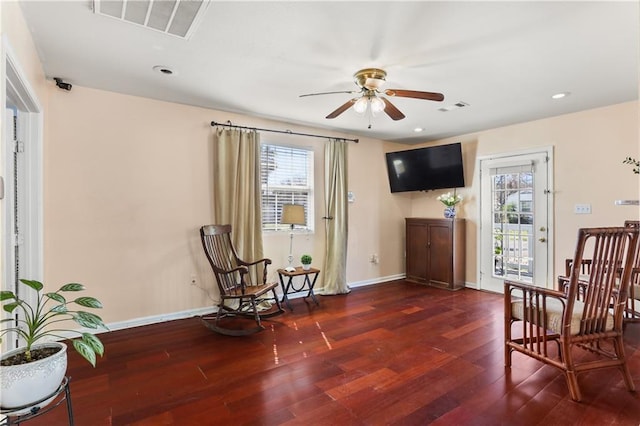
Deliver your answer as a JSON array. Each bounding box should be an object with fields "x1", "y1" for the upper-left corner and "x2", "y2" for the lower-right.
[
  {"x1": 479, "y1": 151, "x2": 552, "y2": 293},
  {"x1": 491, "y1": 166, "x2": 534, "y2": 282}
]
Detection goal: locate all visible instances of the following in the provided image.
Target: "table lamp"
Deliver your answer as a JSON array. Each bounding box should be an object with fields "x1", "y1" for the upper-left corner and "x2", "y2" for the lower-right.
[{"x1": 281, "y1": 204, "x2": 305, "y2": 272}]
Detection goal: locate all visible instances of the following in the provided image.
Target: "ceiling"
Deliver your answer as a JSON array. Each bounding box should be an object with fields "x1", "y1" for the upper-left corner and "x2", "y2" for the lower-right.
[{"x1": 19, "y1": 1, "x2": 639, "y2": 144}]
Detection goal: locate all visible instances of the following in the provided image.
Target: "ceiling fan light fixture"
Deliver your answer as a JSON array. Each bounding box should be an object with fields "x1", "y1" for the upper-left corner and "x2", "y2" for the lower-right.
[
  {"x1": 314, "y1": 68, "x2": 444, "y2": 123},
  {"x1": 370, "y1": 97, "x2": 385, "y2": 113},
  {"x1": 353, "y1": 97, "x2": 368, "y2": 114},
  {"x1": 354, "y1": 68, "x2": 387, "y2": 90}
]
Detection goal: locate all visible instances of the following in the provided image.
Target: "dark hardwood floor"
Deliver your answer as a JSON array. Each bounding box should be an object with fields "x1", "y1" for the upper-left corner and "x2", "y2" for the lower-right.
[{"x1": 26, "y1": 281, "x2": 640, "y2": 425}]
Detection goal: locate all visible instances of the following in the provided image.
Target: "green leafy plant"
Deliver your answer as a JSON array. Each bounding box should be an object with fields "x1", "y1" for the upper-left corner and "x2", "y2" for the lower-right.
[
  {"x1": 0, "y1": 279, "x2": 107, "y2": 367},
  {"x1": 301, "y1": 254, "x2": 312, "y2": 265},
  {"x1": 623, "y1": 157, "x2": 639, "y2": 174}
]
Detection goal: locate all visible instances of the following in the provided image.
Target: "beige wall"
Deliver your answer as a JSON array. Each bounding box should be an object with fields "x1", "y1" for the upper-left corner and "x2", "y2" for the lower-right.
[
  {"x1": 2, "y1": 2, "x2": 48, "y2": 95},
  {"x1": 406, "y1": 101, "x2": 639, "y2": 285},
  {"x1": 4, "y1": 1, "x2": 639, "y2": 328},
  {"x1": 44, "y1": 85, "x2": 407, "y2": 324}
]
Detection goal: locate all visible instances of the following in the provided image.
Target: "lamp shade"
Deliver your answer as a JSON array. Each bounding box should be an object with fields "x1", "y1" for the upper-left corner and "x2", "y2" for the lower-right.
[
  {"x1": 370, "y1": 96, "x2": 385, "y2": 113},
  {"x1": 353, "y1": 97, "x2": 368, "y2": 114},
  {"x1": 281, "y1": 204, "x2": 305, "y2": 225}
]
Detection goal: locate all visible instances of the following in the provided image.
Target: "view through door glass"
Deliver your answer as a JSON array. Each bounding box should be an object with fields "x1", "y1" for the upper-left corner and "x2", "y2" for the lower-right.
[{"x1": 480, "y1": 152, "x2": 550, "y2": 293}]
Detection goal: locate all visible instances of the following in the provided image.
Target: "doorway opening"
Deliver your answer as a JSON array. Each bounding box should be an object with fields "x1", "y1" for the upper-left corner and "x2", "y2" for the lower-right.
[
  {"x1": 2, "y1": 41, "x2": 44, "y2": 352},
  {"x1": 478, "y1": 148, "x2": 554, "y2": 293}
]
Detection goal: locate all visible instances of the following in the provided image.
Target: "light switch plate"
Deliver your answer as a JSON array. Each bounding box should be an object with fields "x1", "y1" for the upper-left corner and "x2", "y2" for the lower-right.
[{"x1": 574, "y1": 204, "x2": 591, "y2": 214}]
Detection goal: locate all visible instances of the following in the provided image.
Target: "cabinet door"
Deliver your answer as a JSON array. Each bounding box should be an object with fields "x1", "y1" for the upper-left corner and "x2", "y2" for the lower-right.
[
  {"x1": 406, "y1": 223, "x2": 428, "y2": 282},
  {"x1": 427, "y1": 223, "x2": 452, "y2": 287}
]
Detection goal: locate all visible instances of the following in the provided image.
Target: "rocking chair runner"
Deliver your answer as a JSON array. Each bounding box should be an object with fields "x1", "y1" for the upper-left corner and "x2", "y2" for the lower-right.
[
  {"x1": 505, "y1": 226, "x2": 639, "y2": 402},
  {"x1": 200, "y1": 225, "x2": 284, "y2": 336}
]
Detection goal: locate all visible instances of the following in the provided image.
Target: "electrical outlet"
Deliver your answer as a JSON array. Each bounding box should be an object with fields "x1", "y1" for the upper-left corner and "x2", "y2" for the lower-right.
[
  {"x1": 574, "y1": 204, "x2": 592, "y2": 214},
  {"x1": 370, "y1": 254, "x2": 379, "y2": 264}
]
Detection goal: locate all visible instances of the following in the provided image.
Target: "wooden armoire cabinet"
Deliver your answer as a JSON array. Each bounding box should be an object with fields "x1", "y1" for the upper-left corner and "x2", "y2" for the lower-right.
[{"x1": 405, "y1": 218, "x2": 466, "y2": 290}]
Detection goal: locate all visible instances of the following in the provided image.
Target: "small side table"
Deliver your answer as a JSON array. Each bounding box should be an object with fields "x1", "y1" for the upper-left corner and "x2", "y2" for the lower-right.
[{"x1": 277, "y1": 267, "x2": 320, "y2": 310}]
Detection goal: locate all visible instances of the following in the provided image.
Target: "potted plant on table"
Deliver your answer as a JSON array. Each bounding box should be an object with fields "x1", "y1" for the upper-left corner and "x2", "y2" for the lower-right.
[
  {"x1": 436, "y1": 190, "x2": 463, "y2": 218},
  {"x1": 0, "y1": 279, "x2": 107, "y2": 411},
  {"x1": 301, "y1": 254, "x2": 312, "y2": 271}
]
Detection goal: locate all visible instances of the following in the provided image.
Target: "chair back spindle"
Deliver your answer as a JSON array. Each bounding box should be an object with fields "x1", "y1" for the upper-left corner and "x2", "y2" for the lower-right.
[
  {"x1": 623, "y1": 220, "x2": 640, "y2": 322},
  {"x1": 567, "y1": 228, "x2": 634, "y2": 333}
]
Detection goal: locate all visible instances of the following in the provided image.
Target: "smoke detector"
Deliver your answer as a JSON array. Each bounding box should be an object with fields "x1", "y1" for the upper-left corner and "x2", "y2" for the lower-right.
[{"x1": 438, "y1": 101, "x2": 470, "y2": 112}]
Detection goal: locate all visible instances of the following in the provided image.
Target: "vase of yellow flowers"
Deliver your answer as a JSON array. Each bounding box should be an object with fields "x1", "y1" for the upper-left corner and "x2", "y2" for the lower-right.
[{"x1": 436, "y1": 191, "x2": 463, "y2": 218}]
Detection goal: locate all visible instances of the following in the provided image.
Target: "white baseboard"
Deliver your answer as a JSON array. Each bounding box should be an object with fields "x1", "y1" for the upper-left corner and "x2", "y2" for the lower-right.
[
  {"x1": 464, "y1": 281, "x2": 478, "y2": 290},
  {"x1": 288, "y1": 273, "x2": 405, "y2": 298},
  {"x1": 62, "y1": 273, "x2": 417, "y2": 338},
  {"x1": 348, "y1": 273, "x2": 406, "y2": 289},
  {"x1": 112, "y1": 275, "x2": 406, "y2": 330},
  {"x1": 105, "y1": 306, "x2": 216, "y2": 332},
  {"x1": 57, "y1": 306, "x2": 216, "y2": 339}
]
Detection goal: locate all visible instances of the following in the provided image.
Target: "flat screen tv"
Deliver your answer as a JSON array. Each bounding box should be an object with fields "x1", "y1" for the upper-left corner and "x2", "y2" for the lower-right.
[{"x1": 385, "y1": 142, "x2": 465, "y2": 193}]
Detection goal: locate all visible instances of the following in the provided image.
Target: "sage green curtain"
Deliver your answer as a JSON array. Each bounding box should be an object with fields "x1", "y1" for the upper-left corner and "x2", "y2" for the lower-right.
[
  {"x1": 212, "y1": 128, "x2": 264, "y2": 261},
  {"x1": 321, "y1": 139, "x2": 350, "y2": 295}
]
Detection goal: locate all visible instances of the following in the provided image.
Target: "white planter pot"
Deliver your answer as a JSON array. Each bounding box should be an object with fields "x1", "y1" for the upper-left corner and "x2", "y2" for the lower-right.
[
  {"x1": 302, "y1": 264, "x2": 311, "y2": 271},
  {"x1": 0, "y1": 342, "x2": 67, "y2": 410}
]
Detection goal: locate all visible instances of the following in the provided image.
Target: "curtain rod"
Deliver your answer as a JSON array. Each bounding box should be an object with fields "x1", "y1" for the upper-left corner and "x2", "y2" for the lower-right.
[{"x1": 210, "y1": 120, "x2": 359, "y2": 143}]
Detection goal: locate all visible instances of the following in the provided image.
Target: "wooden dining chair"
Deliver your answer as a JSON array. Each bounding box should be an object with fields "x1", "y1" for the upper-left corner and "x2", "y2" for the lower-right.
[
  {"x1": 505, "y1": 226, "x2": 639, "y2": 401},
  {"x1": 558, "y1": 220, "x2": 640, "y2": 325},
  {"x1": 623, "y1": 220, "x2": 640, "y2": 323},
  {"x1": 200, "y1": 224, "x2": 284, "y2": 336}
]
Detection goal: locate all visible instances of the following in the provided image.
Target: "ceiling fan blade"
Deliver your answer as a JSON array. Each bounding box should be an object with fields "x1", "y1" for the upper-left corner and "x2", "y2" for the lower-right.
[
  {"x1": 326, "y1": 99, "x2": 357, "y2": 119},
  {"x1": 300, "y1": 90, "x2": 360, "y2": 98},
  {"x1": 382, "y1": 98, "x2": 405, "y2": 121},
  {"x1": 384, "y1": 89, "x2": 444, "y2": 102}
]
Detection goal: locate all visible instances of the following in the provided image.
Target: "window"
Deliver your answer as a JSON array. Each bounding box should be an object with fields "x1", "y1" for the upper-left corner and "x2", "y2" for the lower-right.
[{"x1": 261, "y1": 143, "x2": 314, "y2": 231}]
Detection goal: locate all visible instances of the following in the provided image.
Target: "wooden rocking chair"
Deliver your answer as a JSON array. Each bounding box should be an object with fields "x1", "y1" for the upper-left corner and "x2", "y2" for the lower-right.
[
  {"x1": 505, "y1": 226, "x2": 639, "y2": 401},
  {"x1": 200, "y1": 225, "x2": 284, "y2": 336}
]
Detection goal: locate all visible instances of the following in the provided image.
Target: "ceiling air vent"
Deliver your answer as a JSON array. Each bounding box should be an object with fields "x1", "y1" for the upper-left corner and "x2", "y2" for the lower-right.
[
  {"x1": 438, "y1": 101, "x2": 470, "y2": 112},
  {"x1": 93, "y1": 0, "x2": 210, "y2": 40}
]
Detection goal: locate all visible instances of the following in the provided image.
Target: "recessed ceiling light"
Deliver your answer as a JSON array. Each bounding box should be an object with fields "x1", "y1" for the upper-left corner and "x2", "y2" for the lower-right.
[
  {"x1": 414, "y1": 127, "x2": 424, "y2": 133},
  {"x1": 552, "y1": 92, "x2": 570, "y2": 100},
  {"x1": 153, "y1": 65, "x2": 175, "y2": 75}
]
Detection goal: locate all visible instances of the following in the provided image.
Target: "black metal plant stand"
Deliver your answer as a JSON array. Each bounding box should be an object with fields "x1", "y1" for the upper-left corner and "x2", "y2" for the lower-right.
[{"x1": 0, "y1": 376, "x2": 74, "y2": 425}]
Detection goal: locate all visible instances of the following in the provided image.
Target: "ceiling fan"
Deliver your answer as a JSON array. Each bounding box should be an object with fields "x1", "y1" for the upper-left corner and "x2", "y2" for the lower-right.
[{"x1": 300, "y1": 68, "x2": 444, "y2": 121}]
